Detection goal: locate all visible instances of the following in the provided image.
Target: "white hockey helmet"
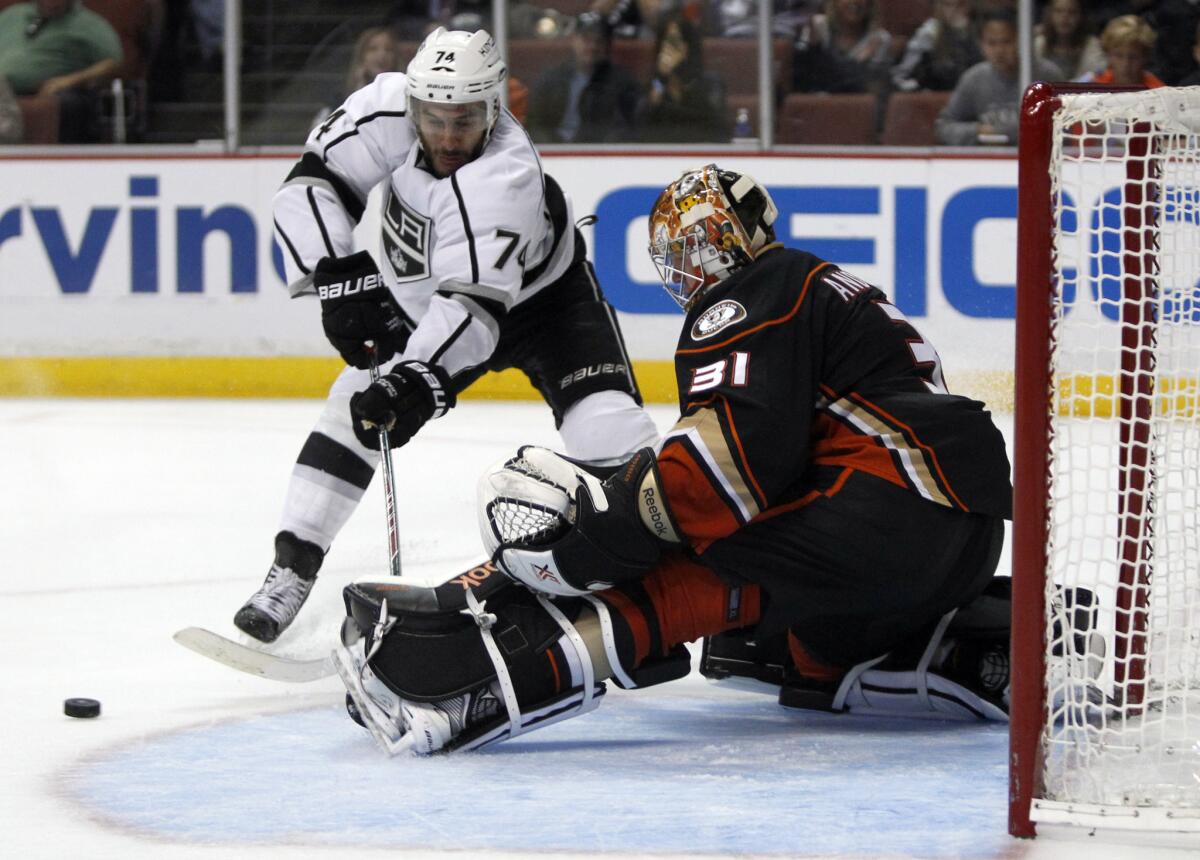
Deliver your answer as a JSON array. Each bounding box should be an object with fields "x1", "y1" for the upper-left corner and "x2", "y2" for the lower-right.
[
  {"x1": 405, "y1": 28, "x2": 507, "y2": 141},
  {"x1": 647, "y1": 164, "x2": 778, "y2": 309}
]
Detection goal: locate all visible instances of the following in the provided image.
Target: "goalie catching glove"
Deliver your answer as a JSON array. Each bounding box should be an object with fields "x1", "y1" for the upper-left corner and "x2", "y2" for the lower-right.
[
  {"x1": 478, "y1": 446, "x2": 682, "y2": 597},
  {"x1": 315, "y1": 251, "x2": 409, "y2": 369},
  {"x1": 349, "y1": 360, "x2": 455, "y2": 450}
]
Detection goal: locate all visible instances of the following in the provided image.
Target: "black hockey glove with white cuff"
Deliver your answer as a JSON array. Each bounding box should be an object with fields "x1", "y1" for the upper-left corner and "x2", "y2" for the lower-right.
[
  {"x1": 479, "y1": 446, "x2": 682, "y2": 597},
  {"x1": 316, "y1": 251, "x2": 409, "y2": 369},
  {"x1": 349, "y1": 361, "x2": 456, "y2": 450}
]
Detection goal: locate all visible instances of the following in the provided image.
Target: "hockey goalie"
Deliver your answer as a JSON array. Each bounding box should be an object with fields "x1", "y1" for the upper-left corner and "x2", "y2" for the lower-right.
[{"x1": 333, "y1": 164, "x2": 1017, "y2": 754}]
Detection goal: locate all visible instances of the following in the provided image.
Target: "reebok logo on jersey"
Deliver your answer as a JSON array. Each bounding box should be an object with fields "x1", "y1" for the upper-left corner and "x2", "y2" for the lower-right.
[
  {"x1": 691, "y1": 300, "x2": 747, "y2": 340},
  {"x1": 316, "y1": 273, "x2": 384, "y2": 300}
]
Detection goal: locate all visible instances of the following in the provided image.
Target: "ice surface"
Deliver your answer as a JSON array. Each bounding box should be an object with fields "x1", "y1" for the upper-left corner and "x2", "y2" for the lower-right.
[{"x1": 1, "y1": 398, "x2": 1196, "y2": 859}]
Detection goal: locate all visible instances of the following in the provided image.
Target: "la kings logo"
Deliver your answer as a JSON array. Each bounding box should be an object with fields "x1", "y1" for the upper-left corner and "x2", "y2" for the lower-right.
[
  {"x1": 382, "y1": 190, "x2": 431, "y2": 283},
  {"x1": 691, "y1": 299, "x2": 747, "y2": 341}
]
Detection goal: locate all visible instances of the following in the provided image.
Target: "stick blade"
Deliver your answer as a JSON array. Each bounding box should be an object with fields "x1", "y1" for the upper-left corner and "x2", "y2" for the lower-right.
[{"x1": 173, "y1": 626, "x2": 334, "y2": 683}]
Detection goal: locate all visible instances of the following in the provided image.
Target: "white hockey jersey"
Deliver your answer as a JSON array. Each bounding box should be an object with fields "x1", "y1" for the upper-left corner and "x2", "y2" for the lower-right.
[{"x1": 273, "y1": 72, "x2": 579, "y2": 378}]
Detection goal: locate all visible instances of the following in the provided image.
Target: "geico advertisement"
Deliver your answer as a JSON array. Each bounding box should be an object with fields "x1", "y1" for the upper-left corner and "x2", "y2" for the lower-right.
[{"x1": 0, "y1": 153, "x2": 1033, "y2": 369}]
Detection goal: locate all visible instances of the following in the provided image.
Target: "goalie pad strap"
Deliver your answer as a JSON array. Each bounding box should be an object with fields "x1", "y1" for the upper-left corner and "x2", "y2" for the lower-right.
[
  {"x1": 463, "y1": 588, "x2": 526, "y2": 739},
  {"x1": 538, "y1": 595, "x2": 596, "y2": 709},
  {"x1": 836, "y1": 667, "x2": 1008, "y2": 722},
  {"x1": 583, "y1": 595, "x2": 637, "y2": 689}
]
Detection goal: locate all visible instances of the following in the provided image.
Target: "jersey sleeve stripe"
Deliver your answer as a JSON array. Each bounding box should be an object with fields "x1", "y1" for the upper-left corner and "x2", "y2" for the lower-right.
[
  {"x1": 449, "y1": 173, "x2": 479, "y2": 283},
  {"x1": 847, "y1": 393, "x2": 967, "y2": 509},
  {"x1": 657, "y1": 437, "x2": 744, "y2": 549},
  {"x1": 823, "y1": 394, "x2": 965, "y2": 510},
  {"x1": 676, "y1": 261, "x2": 832, "y2": 355},
  {"x1": 427, "y1": 313, "x2": 476, "y2": 365},
  {"x1": 273, "y1": 218, "x2": 310, "y2": 275},
  {"x1": 437, "y1": 279, "x2": 514, "y2": 312},
  {"x1": 663, "y1": 414, "x2": 759, "y2": 523},
  {"x1": 285, "y1": 152, "x2": 366, "y2": 222},
  {"x1": 437, "y1": 291, "x2": 501, "y2": 343},
  {"x1": 319, "y1": 109, "x2": 407, "y2": 161},
  {"x1": 748, "y1": 466, "x2": 853, "y2": 529},
  {"x1": 823, "y1": 397, "x2": 949, "y2": 506},
  {"x1": 718, "y1": 396, "x2": 768, "y2": 509},
  {"x1": 305, "y1": 186, "x2": 335, "y2": 258}
]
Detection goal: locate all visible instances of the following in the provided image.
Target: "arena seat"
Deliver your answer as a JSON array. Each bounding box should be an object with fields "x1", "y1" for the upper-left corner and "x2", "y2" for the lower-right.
[
  {"x1": 776, "y1": 93, "x2": 877, "y2": 146},
  {"x1": 701, "y1": 38, "x2": 792, "y2": 96},
  {"x1": 506, "y1": 37, "x2": 575, "y2": 86},
  {"x1": 610, "y1": 39, "x2": 656, "y2": 84},
  {"x1": 83, "y1": 0, "x2": 161, "y2": 83},
  {"x1": 878, "y1": 0, "x2": 932, "y2": 40},
  {"x1": 879, "y1": 90, "x2": 952, "y2": 146},
  {"x1": 16, "y1": 95, "x2": 60, "y2": 143}
]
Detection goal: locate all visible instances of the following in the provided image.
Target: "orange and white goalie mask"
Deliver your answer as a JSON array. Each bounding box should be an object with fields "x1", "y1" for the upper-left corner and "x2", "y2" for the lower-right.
[{"x1": 647, "y1": 164, "x2": 778, "y2": 310}]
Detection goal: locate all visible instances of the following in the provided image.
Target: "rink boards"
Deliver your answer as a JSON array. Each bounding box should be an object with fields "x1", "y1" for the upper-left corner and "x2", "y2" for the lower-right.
[{"x1": 0, "y1": 149, "x2": 1036, "y2": 408}]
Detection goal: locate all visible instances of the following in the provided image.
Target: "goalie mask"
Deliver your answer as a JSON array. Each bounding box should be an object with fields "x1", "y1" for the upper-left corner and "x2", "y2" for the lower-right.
[
  {"x1": 648, "y1": 164, "x2": 778, "y2": 309},
  {"x1": 406, "y1": 28, "x2": 507, "y2": 166}
]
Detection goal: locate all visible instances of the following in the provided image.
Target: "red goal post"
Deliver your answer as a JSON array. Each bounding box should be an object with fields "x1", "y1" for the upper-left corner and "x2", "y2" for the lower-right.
[{"x1": 1011, "y1": 81, "x2": 1200, "y2": 841}]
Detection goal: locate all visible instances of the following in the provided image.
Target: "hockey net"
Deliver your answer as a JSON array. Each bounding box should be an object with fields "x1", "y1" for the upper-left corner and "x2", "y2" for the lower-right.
[{"x1": 1011, "y1": 83, "x2": 1200, "y2": 839}]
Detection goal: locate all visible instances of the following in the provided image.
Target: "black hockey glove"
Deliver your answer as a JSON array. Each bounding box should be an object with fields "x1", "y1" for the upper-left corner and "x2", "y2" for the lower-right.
[
  {"x1": 315, "y1": 251, "x2": 408, "y2": 369},
  {"x1": 349, "y1": 361, "x2": 456, "y2": 450}
]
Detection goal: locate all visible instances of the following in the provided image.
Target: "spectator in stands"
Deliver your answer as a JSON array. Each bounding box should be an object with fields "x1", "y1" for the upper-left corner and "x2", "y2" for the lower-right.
[
  {"x1": 0, "y1": 73, "x2": 21, "y2": 142},
  {"x1": 313, "y1": 27, "x2": 402, "y2": 131},
  {"x1": 936, "y1": 8, "x2": 1062, "y2": 146},
  {"x1": 1178, "y1": 19, "x2": 1200, "y2": 86},
  {"x1": 713, "y1": 0, "x2": 823, "y2": 39},
  {"x1": 526, "y1": 13, "x2": 640, "y2": 144},
  {"x1": 594, "y1": 0, "x2": 666, "y2": 40},
  {"x1": 1077, "y1": 14, "x2": 1164, "y2": 88},
  {"x1": 1035, "y1": 0, "x2": 1105, "y2": 80},
  {"x1": 0, "y1": 0, "x2": 122, "y2": 96},
  {"x1": 190, "y1": 0, "x2": 222, "y2": 68},
  {"x1": 346, "y1": 27, "x2": 401, "y2": 96},
  {"x1": 636, "y1": 9, "x2": 730, "y2": 142},
  {"x1": 892, "y1": 0, "x2": 980, "y2": 92},
  {"x1": 791, "y1": 0, "x2": 891, "y2": 94},
  {"x1": 1146, "y1": 0, "x2": 1200, "y2": 85}
]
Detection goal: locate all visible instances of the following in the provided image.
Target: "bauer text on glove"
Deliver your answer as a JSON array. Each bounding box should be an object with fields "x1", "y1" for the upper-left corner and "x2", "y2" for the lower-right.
[
  {"x1": 349, "y1": 361, "x2": 455, "y2": 450},
  {"x1": 316, "y1": 251, "x2": 409, "y2": 369}
]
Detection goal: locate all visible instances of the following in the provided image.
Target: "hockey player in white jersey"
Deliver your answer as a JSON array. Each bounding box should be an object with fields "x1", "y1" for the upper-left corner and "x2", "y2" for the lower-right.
[{"x1": 236, "y1": 28, "x2": 658, "y2": 643}]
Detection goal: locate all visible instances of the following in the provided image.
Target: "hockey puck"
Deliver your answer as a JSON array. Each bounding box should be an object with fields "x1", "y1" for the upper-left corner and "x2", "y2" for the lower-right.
[{"x1": 64, "y1": 698, "x2": 101, "y2": 719}]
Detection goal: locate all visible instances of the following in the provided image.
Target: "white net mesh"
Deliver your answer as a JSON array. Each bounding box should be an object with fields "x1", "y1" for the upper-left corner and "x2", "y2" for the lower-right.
[{"x1": 1040, "y1": 88, "x2": 1200, "y2": 820}]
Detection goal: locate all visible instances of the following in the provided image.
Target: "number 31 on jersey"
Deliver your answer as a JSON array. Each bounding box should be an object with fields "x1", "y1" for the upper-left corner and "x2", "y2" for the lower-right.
[{"x1": 689, "y1": 352, "x2": 750, "y2": 394}]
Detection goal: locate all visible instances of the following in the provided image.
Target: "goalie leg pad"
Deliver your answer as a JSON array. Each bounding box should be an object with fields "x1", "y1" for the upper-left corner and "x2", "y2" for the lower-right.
[
  {"x1": 337, "y1": 572, "x2": 607, "y2": 754},
  {"x1": 781, "y1": 604, "x2": 1011, "y2": 722}
]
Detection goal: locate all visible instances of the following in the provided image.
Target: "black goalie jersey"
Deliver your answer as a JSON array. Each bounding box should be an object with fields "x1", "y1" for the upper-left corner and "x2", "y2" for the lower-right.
[{"x1": 657, "y1": 247, "x2": 1012, "y2": 552}]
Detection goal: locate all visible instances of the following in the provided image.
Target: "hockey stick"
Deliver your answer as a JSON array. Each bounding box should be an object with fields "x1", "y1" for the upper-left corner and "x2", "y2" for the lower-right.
[
  {"x1": 174, "y1": 349, "x2": 403, "y2": 683},
  {"x1": 173, "y1": 627, "x2": 334, "y2": 683},
  {"x1": 366, "y1": 344, "x2": 403, "y2": 578}
]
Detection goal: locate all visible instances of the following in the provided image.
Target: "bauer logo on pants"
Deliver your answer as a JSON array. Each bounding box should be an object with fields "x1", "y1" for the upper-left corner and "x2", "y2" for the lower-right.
[{"x1": 382, "y1": 190, "x2": 430, "y2": 283}]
